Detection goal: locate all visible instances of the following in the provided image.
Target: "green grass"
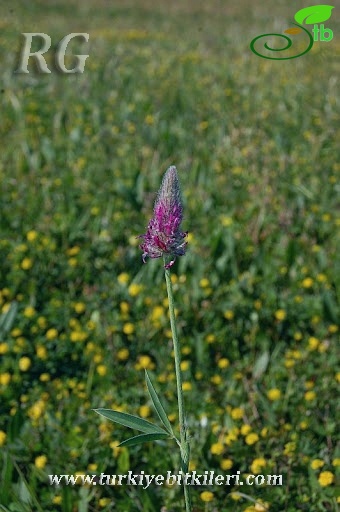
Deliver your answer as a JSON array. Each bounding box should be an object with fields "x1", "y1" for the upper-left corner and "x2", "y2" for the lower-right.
[{"x1": 0, "y1": 1, "x2": 339, "y2": 511}]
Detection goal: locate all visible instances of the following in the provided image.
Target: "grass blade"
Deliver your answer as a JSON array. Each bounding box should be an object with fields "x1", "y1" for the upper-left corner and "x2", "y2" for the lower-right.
[{"x1": 0, "y1": 302, "x2": 18, "y2": 335}]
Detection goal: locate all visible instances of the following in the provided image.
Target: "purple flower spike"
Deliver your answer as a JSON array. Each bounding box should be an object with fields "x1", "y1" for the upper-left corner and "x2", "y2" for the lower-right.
[{"x1": 138, "y1": 166, "x2": 188, "y2": 268}]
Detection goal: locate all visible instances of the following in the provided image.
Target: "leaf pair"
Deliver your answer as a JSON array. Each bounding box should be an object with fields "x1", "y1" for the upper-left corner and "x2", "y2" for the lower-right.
[{"x1": 94, "y1": 370, "x2": 176, "y2": 448}]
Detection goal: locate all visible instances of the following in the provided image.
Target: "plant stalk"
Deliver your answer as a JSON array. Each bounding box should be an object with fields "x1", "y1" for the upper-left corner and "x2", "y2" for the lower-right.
[{"x1": 164, "y1": 261, "x2": 191, "y2": 512}]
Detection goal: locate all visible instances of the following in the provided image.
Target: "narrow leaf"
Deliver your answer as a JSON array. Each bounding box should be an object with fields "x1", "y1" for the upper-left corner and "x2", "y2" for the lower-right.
[
  {"x1": 145, "y1": 370, "x2": 174, "y2": 435},
  {"x1": 322, "y1": 291, "x2": 338, "y2": 323},
  {"x1": 119, "y1": 432, "x2": 169, "y2": 448},
  {"x1": 253, "y1": 351, "x2": 270, "y2": 380},
  {"x1": 93, "y1": 409, "x2": 167, "y2": 434},
  {"x1": 0, "y1": 302, "x2": 18, "y2": 335}
]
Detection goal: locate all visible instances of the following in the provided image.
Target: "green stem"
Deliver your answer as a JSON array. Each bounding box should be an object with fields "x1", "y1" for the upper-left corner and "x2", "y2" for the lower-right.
[{"x1": 164, "y1": 259, "x2": 191, "y2": 512}]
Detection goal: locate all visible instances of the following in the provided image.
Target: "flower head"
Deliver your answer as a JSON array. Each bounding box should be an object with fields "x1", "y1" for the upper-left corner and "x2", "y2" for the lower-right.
[{"x1": 138, "y1": 166, "x2": 187, "y2": 269}]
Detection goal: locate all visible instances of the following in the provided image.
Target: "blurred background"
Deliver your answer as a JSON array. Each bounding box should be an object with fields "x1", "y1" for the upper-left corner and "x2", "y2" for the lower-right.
[{"x1": 0, "y1": 1, "x2": 339, "y2": 511}]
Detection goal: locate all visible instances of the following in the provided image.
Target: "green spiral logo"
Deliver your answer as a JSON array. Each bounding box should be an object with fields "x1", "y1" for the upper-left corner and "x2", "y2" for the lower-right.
[{"x1": 250, "y1": 23, "x2": 314, "y2": 60}]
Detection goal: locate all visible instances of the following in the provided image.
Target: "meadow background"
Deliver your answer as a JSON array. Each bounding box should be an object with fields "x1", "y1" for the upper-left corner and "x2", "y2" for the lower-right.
[{"x1": 0, "y1": 1, "x2": 339, "y2": 511}]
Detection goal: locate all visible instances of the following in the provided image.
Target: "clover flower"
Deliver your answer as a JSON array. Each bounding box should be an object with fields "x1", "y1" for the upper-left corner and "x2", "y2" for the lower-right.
[{"x1": 138, "y1": 166, "x2": 187, "y2": 269}]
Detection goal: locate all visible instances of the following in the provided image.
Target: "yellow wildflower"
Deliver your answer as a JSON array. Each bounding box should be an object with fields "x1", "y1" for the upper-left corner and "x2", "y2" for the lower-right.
[
  {"x1": 117, "y1": 348, "x2": 129, "y2": 361},
  {"x1": 251, "y1": 458, "x2": 267, "y2": 474},
  {"x1": 28, "y1": 400, "x2": 45, "y2": 421},
  {"x1": 211, "y1": 375, "x2": 222, "y2": 385},
  {"x1": 45, "y1": 328, "x2": 58, "y2": 340},
  {"x1": 199, "y1": 278, "x2": 210, "y2": 288},
  {"x1": 220, "y1": 216, "x2": 233, "y2": 227},
  {"x1": 302, "y1": 277, "x2": 313, "y2": 288},
  {"x1": 200, "y1": 491, "x2": 214, "y2": 502},
  {"x1": 67, "y1": 246, "x2": 80, "y2": 256},
  {"x1": 267, "y1": 388, "x2": 281, "y2": 401},
  {"x1": 318, "y1": 471, "x2": 334, "y2": 486},
  {"x1": 180, "y1": 360, "x2": 190, "y2": 371},
  {"x1": 310, "y1": 459, "x2": 324, "y2": 470},
  {"x1": 74, "y1": 302, "x2": 86, "y2": 314},
  {"x1": 210, "y1": 442, "x2": 224, "y2": 455},
  {"x1": 304, "y1": 391, "x2": 316, "y2": 401},
  {"x1": 0, "y1": 343, "x2": 8, "y2": 354},
  {"x1": 224, "y1": 310, "x2": 234, "y2": 320},
  {"x1": 218, "y1": 358, "x2": 230, "y2": 369},
  {"x1": 182, "y1": 381, "x2": 192, "y2": 391},
  {"x1": 96, "y1": 365, "x2": 107, "y2": 376},
  {"x1": 137, "y1": 355, "x2": 153, "y2": 369},
  {"x1": 117, "y1": 272, "x2": 129, "y2": 285},
  {"x1": 139, "y1": 405, "x2": 150, "y2": 418},
  {"x1": 19, "y1": 357, "x2": 31, "y2": 371},
  {"x1": 0, "y1": 373, "x2": 11, "y2": 385},
  {"x1": 275, "y1": 309, "x2": 286, "y2": 321},
  {"x1": 231, "y1": 407, "x2": 244, "y2": 420},
  {"x1": 99, "y1": 498, "x2": 111, "y2": 507},
  {"x1": 21, "y1": 258, "x2": 33, "y2": 270},
  {"x1": 24, "y1": 306, "x2": 36, "y2": 318},
  {"x1": 220, "y1": 458, "x2": 233, "y2": 470},
  {"x1": 241, "y1": 424, "x2": 252, "y2": 436},
  {"x1": 35, "y1": 455, "x2": 47, "y2": 469},
  {"x1": 128, "y1": 283, "x2": 143, "y2": 296},
  {"x1": 308, "y1": 336, "x2": 319, "y2": 350},
  {"x1": 151, "y1": 306, "x2": 164, "y2": 322},
  {"x1": 123, "y1": 323, "x2": 135, "y2": 335},
  {"x1": 0, "y1": 430, "x2": 7, "y2": 446},
  {"x1": 26, "y1": 230, "x2": 38, "y2": 242},
  {"x1": 36, "y1": 346, "x2": 47, "y2": 359},
  {"x1": 245, "y1": 433, "x2": 259, "y2": 445}
]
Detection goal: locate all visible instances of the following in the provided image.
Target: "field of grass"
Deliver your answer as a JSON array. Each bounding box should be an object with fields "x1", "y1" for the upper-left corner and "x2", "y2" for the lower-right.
[{"x1": 0, "y1": 1, "x2": 339, "y2": 511}]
